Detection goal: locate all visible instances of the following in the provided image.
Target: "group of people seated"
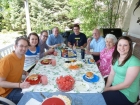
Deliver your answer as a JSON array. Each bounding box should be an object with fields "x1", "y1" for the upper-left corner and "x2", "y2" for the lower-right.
[{"x1": 0, "y1": 24, "x2": 140, "y2": 105}]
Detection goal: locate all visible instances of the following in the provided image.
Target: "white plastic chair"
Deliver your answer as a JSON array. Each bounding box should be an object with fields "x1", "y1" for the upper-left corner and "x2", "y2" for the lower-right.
[
  {"x1": 0, "y1": 43, "x2": 14, "y2": 58},
  {"x1": 132, "y1": 42, "x2": 136, "y2": 54},
  {"x1": 0, "y1": 97, "x2": 16, "y2": 105},
  {"x1": 135, "y1": 79, "x2": 140, "y2": 105}
]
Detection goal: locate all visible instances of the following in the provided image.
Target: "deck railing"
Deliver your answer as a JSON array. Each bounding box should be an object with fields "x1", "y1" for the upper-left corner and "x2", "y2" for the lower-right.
[{"x1": 0, "y1": 43, "x2": 14, "y2": 58}]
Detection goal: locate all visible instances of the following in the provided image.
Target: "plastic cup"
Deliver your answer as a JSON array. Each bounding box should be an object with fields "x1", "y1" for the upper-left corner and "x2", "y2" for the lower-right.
[
  {"x1": 53, "y1": 51, "x2": 57, "y2": 56},
  {"x1": 74, "y1": 96, "x2": 83, "y2": 105},
  {"x1": 51, "y1": 59, "x2": 56, "y2": 66}
]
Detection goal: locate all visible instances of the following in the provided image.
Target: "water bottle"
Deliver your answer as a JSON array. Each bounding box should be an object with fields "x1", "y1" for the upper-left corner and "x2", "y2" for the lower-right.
[{"x1": 81, "y1": 49, "x2": 85, "y2": 59}]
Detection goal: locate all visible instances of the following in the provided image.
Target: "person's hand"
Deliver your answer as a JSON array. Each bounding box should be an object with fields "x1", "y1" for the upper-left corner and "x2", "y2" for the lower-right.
[
  {"x1": 53, "y1": 44, "x2": 61, "y2": 48},
  {"x1": 20, "y1": 82, "x2": 30, "y2": 89},
  {"x1": 69, "y1": 45, "x2": 73, "y2": 49},
  {"x1": 103, "y1": 87, "x2": 110, "y2": 92},
  {"x1": 53, "y1": 44, "x2": 58, "y2": 48},
  {"x1": 56, "y1": 44, "x2": 61, "y2": 46},
  {"x1": 87, "y1": 38, "x2": 92, "y2": 44},
  {"x1": 85, "y1": 50, "x2": 91, "y2": 55},
  {"x1": 48, "y1": 48, "x2": 54, "y2": 54},
  {"x1": 73, "y1": 44, "x2": 76, "y2": 50},
  {"x1": 80, "y1": 46, "x2": 84, "y2": 49}
]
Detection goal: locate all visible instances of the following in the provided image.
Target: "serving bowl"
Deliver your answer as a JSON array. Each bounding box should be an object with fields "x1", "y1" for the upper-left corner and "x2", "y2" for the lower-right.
[
  {"x1": 47, "y1": 91, "x2": 72, "y2": 105},
  {"x1": 56, "y1": 75, "x2": 75, "y2": 92}
]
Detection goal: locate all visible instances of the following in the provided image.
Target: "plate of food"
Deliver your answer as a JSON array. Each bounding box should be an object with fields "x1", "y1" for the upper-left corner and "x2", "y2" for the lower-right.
[
  {"x1": 25, "y1": 74, "x2": 41, "y2": 85},
  {"x1": 42, "y1": 97, "x2": 65, "y2": 105},
  {"x1": 68, "y1": 50, "x2": 77, "y2": 58},
  {"x1": 56, "y1": 75, "x2": 75, "y2": 92},
  {"x1": 46, "y1": 92, "x2": 72, "y2": 105},
  {"x1": 83, "y1": 72, "x2": 99, "y2": 83},
  {"x1": 61, "y1": 49, "x2": 77, "y2": 58},
  {"x1": 74, "y1": 81, "x2": 89, "y2": 92},
  {"x1": 40, "y1": 59, "x2": 52, "y2": 65},
  {"x1": 64, "y1": 61, "x2": 83, "y2": 70},
  {"x1": 88, "y1": 59, "x2": 95, "y2": 64},
  {"x1": 25, "y1": 74, "x2": 48, "y2": 85}
]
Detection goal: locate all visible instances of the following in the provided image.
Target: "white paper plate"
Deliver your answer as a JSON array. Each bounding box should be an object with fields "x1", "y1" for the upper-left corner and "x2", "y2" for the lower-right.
[{"x1": 74, "y1": 81, "x2": 89, "y2": 92}]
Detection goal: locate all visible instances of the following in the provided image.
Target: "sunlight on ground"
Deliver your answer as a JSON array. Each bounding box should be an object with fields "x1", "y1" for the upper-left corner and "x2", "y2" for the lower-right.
[{"x1": 0, "y1": 32, "x2": 21, "y2": 49}]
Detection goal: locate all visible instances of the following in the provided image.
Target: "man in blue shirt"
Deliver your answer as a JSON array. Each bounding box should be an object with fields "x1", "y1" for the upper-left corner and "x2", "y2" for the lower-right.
[
  {"x1": 47, "y1": 27, "x2": 63, "y2": 48},
  {"x1": 86, "y1": 29, "x2": 106, "y2": 61},
  {"x1": 68, "y1": 24, "x2": 87, "y2": 49}
]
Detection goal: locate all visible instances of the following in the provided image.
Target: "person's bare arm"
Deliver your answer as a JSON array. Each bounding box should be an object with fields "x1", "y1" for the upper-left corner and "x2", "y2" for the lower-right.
[
  {"x1": 85, "y1": 50, "x2": 100, "y2": 56},
  {"x1": 0, "y1": 77, "x2": 30, "y2": 89},
  {"x1": 81, "y1": 43, "x2": 87, "y2": 49},
  {"x1": 68, "y1": 42, "x2": 72, "y2": 49},
  {"x1": 105, "y1": 66, "x2": 115, "y2": 88},
  {"x1": 48, "y1": 44, "x2": 61, "y2": 48},
  {"x1": 104, "y1": 66, "x2": 140, "y2": 91},
  {"x1": 91, "y1": 52, "x2": 100, "y2": 56}
]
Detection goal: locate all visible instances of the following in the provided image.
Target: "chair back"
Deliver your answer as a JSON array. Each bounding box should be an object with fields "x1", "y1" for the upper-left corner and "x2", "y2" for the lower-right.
[
  {"x1": 0, "y1": 97, "x2": 16, "y2": 105},
  {"x1": 0, "y1": 43, "x2": 14, "y2": 58},
  {"x1": 132, "y1": 42, "x2": 136, "y2": 54}
]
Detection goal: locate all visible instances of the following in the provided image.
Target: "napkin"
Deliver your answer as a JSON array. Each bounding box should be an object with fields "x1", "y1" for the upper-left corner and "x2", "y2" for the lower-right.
[
  {"x1": 25, "y1": 98, "x2": 41, "y2": 105},
  {"x1": 22, "y1": 85, "x2": 36, "y2": 93}
]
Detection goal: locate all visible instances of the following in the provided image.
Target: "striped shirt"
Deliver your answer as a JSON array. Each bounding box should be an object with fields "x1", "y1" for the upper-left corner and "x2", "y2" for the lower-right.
[{"x1": 24, "y1": 46, "x2": 40, "y2": 71}]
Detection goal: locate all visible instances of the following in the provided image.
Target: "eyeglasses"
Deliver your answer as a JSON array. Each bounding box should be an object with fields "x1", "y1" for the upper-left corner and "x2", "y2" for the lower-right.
[
  {"x1": 17, "y1": 45, "x2": 29, "y2": 49},
  {"x1": 42, "y1": 35, "x2": 48, "y2": 38}
]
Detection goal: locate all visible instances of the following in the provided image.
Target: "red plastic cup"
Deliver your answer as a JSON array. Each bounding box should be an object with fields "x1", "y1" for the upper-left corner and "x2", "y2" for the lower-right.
[
  {"x1": 51, "y1": 59, "x2": 56, "y2": 66},
  {"x1": 53, "y1": 51, "x2": 57, "y2": 56},
  {"x1": 40, "y1": 75, "x2": 48, "y2": 85}
]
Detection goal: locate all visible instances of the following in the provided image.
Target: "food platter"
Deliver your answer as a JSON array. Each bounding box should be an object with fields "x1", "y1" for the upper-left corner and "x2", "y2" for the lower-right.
[
  {"x1": 47, "y1": 92, "x2": 72, "y2": 105},
  {"x1": 61, "y1": 49, "x2": 77, "y2": 58},
  {"x1": 25, "y1": 74, "x2": 41, "y2": 85},
  {"x1": 56, "y1": 75, "x2": 75, "y2": 92},
  {"x1": 42, "y1": 97, "x2": 65, "y2": 105},
  {"x1": 40, "y1": 59, "x2": 52, "y2": 65},
  {"x1": 88, "y1": 59, "x2": 95, "y2": 64},
  {"x1": 83, "y1": 74, "x2": 99, "y2": 83},
  {"x1": 74, "y1": 81, "x2": 89, "y2": 92},
  {"x1": 63, "y1": 61, "x2": 83, "y2": 70}
]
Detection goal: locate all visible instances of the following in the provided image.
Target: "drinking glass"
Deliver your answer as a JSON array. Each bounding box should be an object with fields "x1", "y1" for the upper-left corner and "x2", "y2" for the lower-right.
[
  {"x1": 74, "y1": 96, "x2": 83, "y2": 105},
  {"x1": 53, "y1": 51, "x2": 57, "y2": 56},
  {"x1": 51, "y1": 59, "x2": 56, "y2": 66}
]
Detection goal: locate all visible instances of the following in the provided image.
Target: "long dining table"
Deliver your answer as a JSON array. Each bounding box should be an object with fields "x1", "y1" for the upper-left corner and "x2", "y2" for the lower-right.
[{"x1": 18, "y1": 49, "x2": 106, "y2": 105}]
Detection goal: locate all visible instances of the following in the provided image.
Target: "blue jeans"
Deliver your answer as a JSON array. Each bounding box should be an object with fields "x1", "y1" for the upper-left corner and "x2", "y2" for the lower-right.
[{"x1": 0, "y1": 88, "x2": 23, "y2": 105}]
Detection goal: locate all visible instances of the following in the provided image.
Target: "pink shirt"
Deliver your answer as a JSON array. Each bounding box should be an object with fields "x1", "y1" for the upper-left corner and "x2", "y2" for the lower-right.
[{"x1": 97, "y1": 46, "x2": 115, "y2": 77}]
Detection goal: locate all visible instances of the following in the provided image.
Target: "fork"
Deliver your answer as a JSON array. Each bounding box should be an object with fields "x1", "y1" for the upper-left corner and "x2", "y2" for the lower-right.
[{"x1": 40, "y1": 92, "x2": 46, "y2": 99}]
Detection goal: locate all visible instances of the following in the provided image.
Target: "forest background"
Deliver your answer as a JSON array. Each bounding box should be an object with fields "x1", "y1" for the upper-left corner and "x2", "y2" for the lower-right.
[{"x1": 0, "y1": 0, "x2": 123, "y2": 36}]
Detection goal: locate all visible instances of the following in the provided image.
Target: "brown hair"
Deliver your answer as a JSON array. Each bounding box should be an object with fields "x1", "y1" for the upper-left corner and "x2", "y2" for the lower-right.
[
  {"x1": 73, "y1": 24, "x2": 80, "y2": 29},
  {"x1": 40, "y1": 30, "x2": 48, "y2": 35},
  {"x1": 28, "y1": 32, "x2": 39, "y2": 47},
  {"x1": 15, "y1": 36, "x2": 29, "y2": 46},
  {"x1": 112, "y1": 36, "x2": 132, "y2": 66}
]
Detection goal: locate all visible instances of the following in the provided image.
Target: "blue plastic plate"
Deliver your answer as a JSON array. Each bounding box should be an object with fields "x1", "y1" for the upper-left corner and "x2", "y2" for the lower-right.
[
  {"x1": 83, "y1": 74, "x2": 99, "y2": 83},
  {"x1": 88, "y1": 59, "x2": 95, "y2": 64}
]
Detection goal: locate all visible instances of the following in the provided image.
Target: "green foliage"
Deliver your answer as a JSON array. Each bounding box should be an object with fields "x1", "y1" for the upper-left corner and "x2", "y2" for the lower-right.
[
  {"x1": 68, "y1": 0, "x2": 121, "y2": 36},
  {"x1": 0, "y1": 0, "x2": 73, "y2": 33},
  {"x1": 0, "y1": 0, "x2": 121, "y2": 35}
]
